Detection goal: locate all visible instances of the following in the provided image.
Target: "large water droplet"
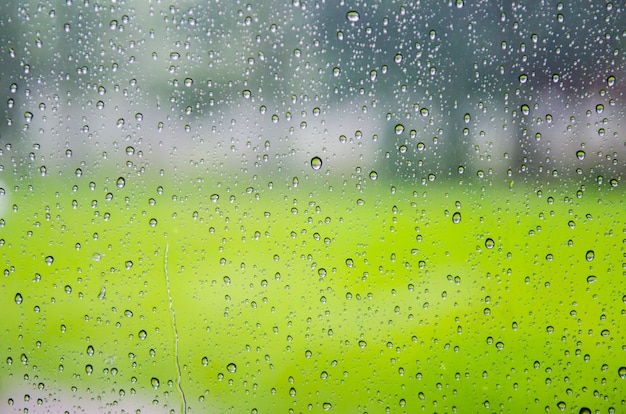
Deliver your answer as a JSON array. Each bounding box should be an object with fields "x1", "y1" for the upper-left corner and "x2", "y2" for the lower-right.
[
  {"x1": 227, "y1": 363, "x2": 237, "y2": 373},
  {"x1": 14, "y1": 293, "x2": 23, "y2": 304},
  {"x1": 346, "y1": 11, "x2": 360, "y2": 22},
  {"x1": 485, "y1": 238, "x2": 495, "y2": 249},
  {"x1": 311, "y1": 156, "x2": 323, "y2": 170},
  {"x1": 452, "y1": 212, "x2": 461, "y2": 224},
  {"x1": 151, "y1": 377, "x2": 160, "y2": 389}
]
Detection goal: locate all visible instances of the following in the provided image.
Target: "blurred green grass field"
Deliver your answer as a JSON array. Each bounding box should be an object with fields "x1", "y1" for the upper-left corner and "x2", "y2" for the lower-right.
[{"x1": 1, "y1": 173, "x2": 624, "y2": 413}]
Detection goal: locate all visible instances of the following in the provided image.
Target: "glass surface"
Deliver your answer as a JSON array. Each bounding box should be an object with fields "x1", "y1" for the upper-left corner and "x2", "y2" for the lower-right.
[{"x1": 1, "y1": 1, "x2": 624, "y2": 413}]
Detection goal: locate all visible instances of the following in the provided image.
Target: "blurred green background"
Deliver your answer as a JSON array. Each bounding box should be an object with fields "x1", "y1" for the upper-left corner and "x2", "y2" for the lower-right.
[{"x1": 1, "y1": 0, "x2": 625, "y2": 413}]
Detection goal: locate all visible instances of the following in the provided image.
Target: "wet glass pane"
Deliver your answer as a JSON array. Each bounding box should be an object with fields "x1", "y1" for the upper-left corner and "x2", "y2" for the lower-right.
[{"x1": 1, "y1": 1, "x2": 624, "y2": 413}]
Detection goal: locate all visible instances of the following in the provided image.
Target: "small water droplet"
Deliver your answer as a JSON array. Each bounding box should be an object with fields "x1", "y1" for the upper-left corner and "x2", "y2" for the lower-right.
[
  {"x1": 138, "y1": 330, "x2": 147, "y2": 340},
  {"x1": 576, "y1": 150, "x2": 585, "y2": 160},
  {"x1": 618, "y1": 366, "x2": 626, "y2": 379},
  {"x1": 149, "y1": 218, "x2": 157, "y2": 227},
  {"x1": 586, "y1": 275, "x2": 597, "y2": 284},
  {"x1": 289, "y1": 387, "x2": 297, "y2": 397},
  {"x1": 85, "y1": 364, "x2": 93, "y2": 375},
  {"x1": 227, "y1": 363, "x2": 237, "y2": 373},
  {"x1": 311, "y1": 156, "x2": 323, "y2": 170},
  {"x1": 116, "y1": 177, "x2": 125, "y2": 188},
  {"x1": 202, "y1": 357, "x2": 209, "y2": 366},
  {"x1": 14, "y1": 293, "x2": 23, "y2": 304},
  {"x1": 585, "y1": 250, "x2": 594, "y2": 262},
  {"x1": 369, "y1": 171, "x2": 378, "y2": 180},
  {"x1": 485, "y1": 238, "x2": 495, "y2": 249},
  {"x1": 394, "y1": 124, "x2": 404, "y2": 135},
  {"x1": 151, "y1": 377, "x2": 160, "y2": 389},
  {"x1": 45, "y1": 256, "x2": 54, "y2": 265}
]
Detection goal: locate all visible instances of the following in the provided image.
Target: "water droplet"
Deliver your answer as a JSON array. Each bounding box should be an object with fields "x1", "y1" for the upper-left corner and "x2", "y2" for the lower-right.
[
  {"x1": 358, "y1": 340, "x2": 367, "y2": 348},
  {"x1": 149, "y1": 218, "x2": 157, "y2": 227},
  {"x1": 618, "y1": 366, "x2": 626, "y2": 379},
  {"x1": 126, "y1": 146, "x2": 135, "y2": 156},
  {"x1": 227, "y1": 363, "x2": 237, "y2": 373},
  {"x1": 116, "y1": 177, "x2": 125, "y2": 188},
  {"x1": 87, "y1": 345, "x2": 94, "y2": 356},
  {"x1": 210, "y1": 194, "x2": 219, "y2": 202},
  {"x1": 311, "y1": 156, "x2": 323, "y2": 170},
  {"x1": 289, "y1": 387, "x2": 297, "y2": 397},
  {"x1": 138, "y1": 330, "x2": 147, "y2": 340},
  {"x1": 85, "y1": 364, "x2": 93, "y2": 375},
  {"x1": 202, "y1": 357, "x2": 209, "y2": 366},
  {"x1": 394, "y1": 53, "x2": 403, "y2": 64},
  {"x1": 346, "y1": 11, "x2": 360, "y2": 22},
  {"x1": 45, "y1": 256, "x2": 54, "y2": 266},
  {"x1": 576, "y1": 150, "x2": 585, "y2": 160},
  {"x1": 452, "y1": 212, "x2": 461, "y2": 224},
  {"x1": 323, "y1": 402, "x2": 332, "y2": 410},
  {"x1": 607, "y1": 75, "x2": 616, "y2": 87},
  {"x1": 151, "y1": 377, "x2": 160, "y2": 389},
  {"x1": 369, "y1": 171, "x2": 378, "y2": 180},
  {"x1": 485, "y1": 238, "x2": 495, "y2": 249},
  {"x1": 124, "y1": 309, "x2": 133, "y2": 317},
  {"x1": 14, "y1": 293, "x2": 23, "y2": 304},
  {"x1": 394, "y1": 124, "x2": 404, "y2": 135},
  {"x1": 586, "y1": 275, "x2": 597, "y2": 284},
  {"x1": 585, "y1": 250, "x2": 594, "y2": 262},
  {"x1": 521, "y1": 104, "x2": 530, "y2": 116}
]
